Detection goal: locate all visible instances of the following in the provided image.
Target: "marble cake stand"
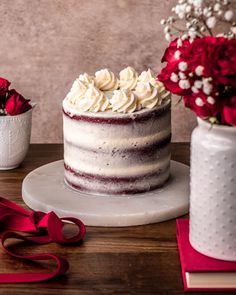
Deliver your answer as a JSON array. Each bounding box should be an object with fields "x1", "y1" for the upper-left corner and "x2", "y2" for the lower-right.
[{"x1": 22, "y1": 160, "x2": 190, "y2": 227}]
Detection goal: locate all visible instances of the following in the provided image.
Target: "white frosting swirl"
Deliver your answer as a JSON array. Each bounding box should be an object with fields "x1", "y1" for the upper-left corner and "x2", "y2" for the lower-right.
[
  {"x1": 110, "y1": 89, "x2": 138, "y2": 113},
  {"x1": 134, "y1": 82, "x2": 159, "y2": 109},
  {"x1": 77, "y1": 85, "x2": 110, "y2": 112},
  {"x1": 63, "y1": 67, "x2": 170, "y2": 114},
  {"x1": 65, "y1": 79, "x2": 87, "y2": 105},
  {"x1": 119, "y1": 67, "x2": 138, "y2": 90},
  {"x1": 156, "y1": 80, "x2": 171, "y2": 104},
  {"x1": 78, "y1": 73, "x2": 95, "y2": 85},
  {"x1": 138, "y1": 68, "x2": 158, "y2": 88},
  {"x1": 94, "y1": 69, "x2": 119, "y2": 91}
]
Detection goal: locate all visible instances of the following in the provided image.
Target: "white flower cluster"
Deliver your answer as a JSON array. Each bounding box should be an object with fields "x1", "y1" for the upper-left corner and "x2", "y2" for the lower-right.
[
  {"x1": 0, "y1": 109, "x2": 7, "y2": 115},
  {"x1": 169, "y1": 55, "x2": 217, "y2": 108},
  {"x1": 160, "y1": 0, "x2": 236, "y2": 41}
]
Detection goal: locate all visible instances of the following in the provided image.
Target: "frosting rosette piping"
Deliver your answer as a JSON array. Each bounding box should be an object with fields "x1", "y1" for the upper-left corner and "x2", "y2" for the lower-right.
[
  {"x1": 95, "y1": 69, "x2": 119, "y2": 91},
  {"x1": 110, "y1": 89, "x2": 138, "y2": 113},
  {"x1": 76, "y1": 85, "x2": 110, "y2": 112},
  {"x1": 138, "y1": 69, "x2": 159, "y2": 88},
  {"x1": 78, "y1": 73, "x2": 95, "y2": 85},
  {"x1": 119, "y1": 67, "x2": 138, "y2": 90},
  {"x1": 65, "y1": 79, "x2": 88, "y2": 105},
  {"x1": 63, "y1": 67, "x2": 170, "y2": 113},
  {"x1": 134, "y1": 82, "x2": 160, "y2": 109}
]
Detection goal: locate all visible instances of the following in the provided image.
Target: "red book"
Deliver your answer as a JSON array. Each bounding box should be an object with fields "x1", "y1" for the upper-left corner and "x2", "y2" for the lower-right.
[{"x1": 176, "y1": 219, "x2": 236, "y2": 292}]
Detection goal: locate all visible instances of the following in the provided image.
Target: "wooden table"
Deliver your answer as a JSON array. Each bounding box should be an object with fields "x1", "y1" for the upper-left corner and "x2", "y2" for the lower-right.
[{"x1": 0, "y1": 144, "x2": 228, "y2": 295}]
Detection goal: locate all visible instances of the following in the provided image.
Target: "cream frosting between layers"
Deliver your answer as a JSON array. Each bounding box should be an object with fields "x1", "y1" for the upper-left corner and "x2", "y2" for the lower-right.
[
  {"x1": 64, "y1": 129, "x2": 171, "y2": 151},
  {"x1": 64, "y1": 166, "x2": 170, "y2": 195},
  {"x1": 64, "y1": 152, "x2": 170, "y2": 177},
  {"x1": 63, "y1": 109, "x2": 171, "y2": 150}
]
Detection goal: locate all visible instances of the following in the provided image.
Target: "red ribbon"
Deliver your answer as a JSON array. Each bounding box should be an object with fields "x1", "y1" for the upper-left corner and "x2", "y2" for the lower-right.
[{"x1": 0, "y1": 196, "x2": 86, "y2": 283}]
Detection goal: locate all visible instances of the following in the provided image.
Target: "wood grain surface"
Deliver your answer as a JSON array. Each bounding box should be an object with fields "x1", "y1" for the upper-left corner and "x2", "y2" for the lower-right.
[{"x1": 0, "y1": 144, "x2": 228, "y2": 294}]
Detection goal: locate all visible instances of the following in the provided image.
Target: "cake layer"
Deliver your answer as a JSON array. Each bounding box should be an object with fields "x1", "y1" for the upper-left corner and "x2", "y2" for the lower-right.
[
  {"x1": 64, "y1": 137, "x2": 170, "y2": 177},
  {"x1": 63, "y1": 100, "x2": 171, "y2": 195},
  {"x1": 63, "y1": 98, "x2": 170, "y2": 124},
  {"x1": 64, "y1": 162, "x2": 170, "y2": 195}
]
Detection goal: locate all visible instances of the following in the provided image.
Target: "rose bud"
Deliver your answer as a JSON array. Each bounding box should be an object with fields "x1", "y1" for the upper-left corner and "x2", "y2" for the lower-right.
[
  {"x1": 0, "y1": 77, "x2": 11, "y2": 96},
  {"x1": 5, "y1": 89, "x2": 32, "y2": 116},
  {"x1": 0, "y1": 77, "x2": 11, "y2": 106}
]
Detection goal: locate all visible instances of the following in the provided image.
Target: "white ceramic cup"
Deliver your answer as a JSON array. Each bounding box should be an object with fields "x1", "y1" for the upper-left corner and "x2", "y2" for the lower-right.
[{"x1": 0, "y1": 104, "x2": 35, "y2": 170}]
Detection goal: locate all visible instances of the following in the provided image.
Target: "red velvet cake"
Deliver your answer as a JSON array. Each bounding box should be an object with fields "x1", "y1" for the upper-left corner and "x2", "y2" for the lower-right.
[{"x1": 63, "y1": 67, "x2": 171, "y2": 195}]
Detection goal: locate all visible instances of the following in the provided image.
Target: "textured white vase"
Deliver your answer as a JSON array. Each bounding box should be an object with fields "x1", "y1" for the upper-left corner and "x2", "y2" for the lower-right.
[
  {"x1": 190, "y1": 118, "x2": 236, "y2": 261},
  {"x1": 0, "y1": 106, "x2": 35, "y2": 170}
]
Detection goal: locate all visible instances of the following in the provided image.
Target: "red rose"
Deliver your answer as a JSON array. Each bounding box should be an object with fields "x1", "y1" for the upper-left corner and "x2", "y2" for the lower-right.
[
  {"x1": 158, "y1": 59, "x2": 193, "y2": 96},
  {"x1": 158, "y1": 38, "x2": 193, "y2": 96},
  {"x1": 0, "y1": 77, "x2": 10, "y2": 96},
  {"x1": 222, "y1": 95, "x2": 236, "y2": 126},
  {"x1": 183, "y1": 91, "x2": 222, "y2": 119},
  {"x1": 0, "y1": 77, "x2": 11, "y2": 106},
  {"x1": 5, "y1": 89, "x2": 32, "y2": 116},
  {"x1": 184, "y1": 37, "x2": 236, "y2": 87},
  {"x1": 161, "y1": 38, "x2": 191, "y2": 63},
  {"x1": 183, "y1": 37, "x2": 226, "y2": 77},
  {"x1": 208, "y1": 38, "x2": 236, "y2": 88},
  {"x1": 158, "y1": 36, "x2": 236, "y2": 124}
]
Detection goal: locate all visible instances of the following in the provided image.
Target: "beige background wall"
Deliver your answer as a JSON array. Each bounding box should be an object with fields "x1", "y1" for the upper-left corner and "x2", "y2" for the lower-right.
[{"x1": 0, "y1": 0, "x2": 197, "y2": 143}]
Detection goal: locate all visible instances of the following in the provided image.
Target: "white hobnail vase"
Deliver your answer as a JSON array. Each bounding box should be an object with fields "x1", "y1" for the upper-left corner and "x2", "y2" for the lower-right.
[
  {"x1": 189, "y1": 118, "x2": 236, "y2": 261},
  {"x1": 0, "y1": 104, "x2": 35, "y2": 170}
]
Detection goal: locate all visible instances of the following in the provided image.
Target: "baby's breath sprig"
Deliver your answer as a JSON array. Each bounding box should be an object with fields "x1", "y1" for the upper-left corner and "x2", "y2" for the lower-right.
[{"x1": 161, "y1": 0, "x2": 236, "y2": 41}]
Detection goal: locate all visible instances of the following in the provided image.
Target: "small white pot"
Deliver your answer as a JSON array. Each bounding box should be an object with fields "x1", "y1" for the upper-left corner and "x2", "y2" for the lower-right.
[
  {"x1": 0, "y1": 105, "x2": 35, "y2": 170},
  {"x1": 190, "y1": 118, "x2": 236, "y2": 261}
]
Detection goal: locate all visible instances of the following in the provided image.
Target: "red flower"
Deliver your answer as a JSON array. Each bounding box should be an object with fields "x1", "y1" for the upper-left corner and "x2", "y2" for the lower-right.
[
  {"x1": 222, "y1": 95, "x2": 236, "y2": 126},
  {"x1": 161, "y1": 38, "x2": 191, "y2": 63},
  {"x1": 208, "y1": 38, "x2": 236, "y2": 88},
  {"x1": 0, "y1": 77, "x2": 10, "y2": 96},
  {"x1": 5, "y1": 89, "x2": 32, "y2": 116},
  {"x1": 0, "y1": 77, "x2": 11, "y2": 106},
  {"x1": 183, "y1": 91, "x2": 222, "y2": 119},
  {"x1": 158, "y1": 61, "x2": 192, "y2": 95},
  {"x1": 158, "y1": 36, "x2": 236, "y2": 124},
  {"x1": 158, "y1": 38, "x2": 194, "y2": 96},
  {"x1": 184, "y1": 37, "x2": 226, "y2": 77}
]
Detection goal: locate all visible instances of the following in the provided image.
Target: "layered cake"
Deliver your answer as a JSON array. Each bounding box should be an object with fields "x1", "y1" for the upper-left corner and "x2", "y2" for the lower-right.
[{"x1": 63, "y1": 67, "x2": 171, "y2": 195}]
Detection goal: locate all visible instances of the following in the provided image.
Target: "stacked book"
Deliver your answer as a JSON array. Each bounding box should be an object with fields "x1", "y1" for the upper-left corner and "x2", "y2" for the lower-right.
[{"x1": 177, "y1": 219, "x2": 236, "y2": 292}]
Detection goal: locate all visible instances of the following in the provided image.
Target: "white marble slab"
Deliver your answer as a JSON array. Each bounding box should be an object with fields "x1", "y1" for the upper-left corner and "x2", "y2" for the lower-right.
[{"x1": 22, "y1": 160, "x2": 190, "y2": 227}]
